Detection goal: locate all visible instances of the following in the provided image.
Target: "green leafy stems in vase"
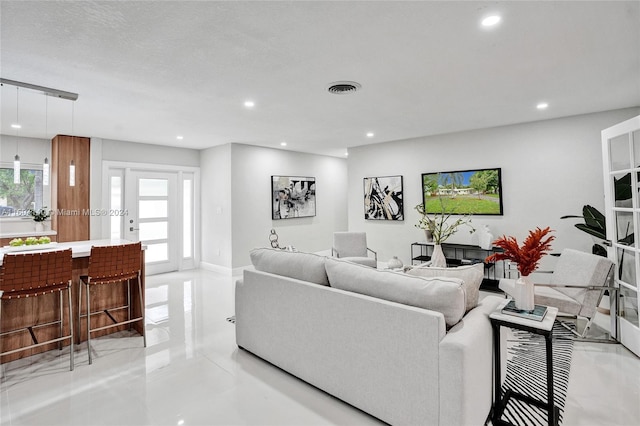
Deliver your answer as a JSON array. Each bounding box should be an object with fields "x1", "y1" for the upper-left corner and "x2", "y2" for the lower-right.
[
  {"x1": 28, "y1": 206, "x2": 51, "y2": 222},
  {"x1": 414, "y1": 197, "x2": 475, "y2": 244}
]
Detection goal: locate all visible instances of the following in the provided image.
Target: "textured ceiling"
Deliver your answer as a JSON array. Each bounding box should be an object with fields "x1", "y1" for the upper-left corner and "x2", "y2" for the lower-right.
[{"x1": 1, "y1": 1, "x2": 639, "y2": 157}]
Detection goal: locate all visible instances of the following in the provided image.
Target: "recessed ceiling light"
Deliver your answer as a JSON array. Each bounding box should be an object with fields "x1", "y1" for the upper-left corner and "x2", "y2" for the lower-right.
[
  {"x1": 280, "y1": 141, "x2": 287, "y2": 146},
  {"x1": 345, "y1": 151, "x2": 349, "y2": 157},
  {"x1": 11, "y1": 123, "x2": 21, "y2": 129},
  {"x1": 176, "y1": 135, "x2": 184, "y2": 140},
  {"x1": 537, "y1": 102, "x2": 549, "y2": 110},
  {"x1": 366, "y1": 132, "x2": 374, "y2": 138},
  {"x1": 244, "y1": 100, "x2": 255, "y2": 108},
  {"x1": 482, "y1": 15, "x2": 501, "y2": 27}
]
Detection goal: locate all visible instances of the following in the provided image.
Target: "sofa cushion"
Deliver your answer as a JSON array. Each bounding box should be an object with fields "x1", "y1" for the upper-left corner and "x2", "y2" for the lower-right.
[
  {"x1": 407, "y1": 263, "x2": 484, "y2": 312},
  {"x1": 250, "y1": 248, "x2": 329, "y2": 286},
  {"x1": 325, "y1": 257, "x2": 466, "y2": 327}
]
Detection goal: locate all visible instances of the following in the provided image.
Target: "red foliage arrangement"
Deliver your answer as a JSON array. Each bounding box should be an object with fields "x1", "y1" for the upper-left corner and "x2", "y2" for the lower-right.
[{"x1": 485, "y1": 227, "x2": 556, "y2": 276}]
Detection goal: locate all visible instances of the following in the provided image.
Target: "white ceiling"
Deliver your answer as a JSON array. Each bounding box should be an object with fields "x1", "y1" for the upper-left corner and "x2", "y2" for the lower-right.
[{"x1": 1, "y1": 1, "x2": 639, "y2": 157}]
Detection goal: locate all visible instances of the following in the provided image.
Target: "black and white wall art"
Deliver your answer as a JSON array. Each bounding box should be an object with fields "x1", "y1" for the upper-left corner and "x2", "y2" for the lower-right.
[
  {"x1": 272, "y1": 176, "x2": 316, "y2": 219},
  {"x1": 363, "y1": 175, "x2": 404, "y2": 220}
]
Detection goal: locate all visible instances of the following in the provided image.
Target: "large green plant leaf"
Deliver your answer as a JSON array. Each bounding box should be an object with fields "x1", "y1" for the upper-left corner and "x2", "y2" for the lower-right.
[
  {"x1": 582, "y1": 205, "x2": 606, "y2": 231},
  {"x1": 575, "y1": 223, "x2": 606, "y2": 240}
]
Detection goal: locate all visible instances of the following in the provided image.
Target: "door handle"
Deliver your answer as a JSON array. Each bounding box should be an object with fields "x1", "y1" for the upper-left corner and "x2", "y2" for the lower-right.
[
  {"x1": 602, "y1": 240, "x2": 612, "y2": 247},
  {"x1": 129, "y1": 227, "x2": 140, "y2": 231}
]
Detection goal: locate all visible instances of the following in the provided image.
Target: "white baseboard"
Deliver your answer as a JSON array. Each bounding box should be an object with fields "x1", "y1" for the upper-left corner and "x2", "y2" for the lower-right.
[{"x1": 199, "y1": 261, "x2": 252, "y2": 277}]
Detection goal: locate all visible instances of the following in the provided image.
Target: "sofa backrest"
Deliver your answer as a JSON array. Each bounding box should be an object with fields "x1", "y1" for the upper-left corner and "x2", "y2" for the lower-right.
[
  {"x1": 249, "y1": 247, "x2": 329, "y2": 286},
  {"x1": 325, "y1": 257, "x2": 466, "y2": 327}
]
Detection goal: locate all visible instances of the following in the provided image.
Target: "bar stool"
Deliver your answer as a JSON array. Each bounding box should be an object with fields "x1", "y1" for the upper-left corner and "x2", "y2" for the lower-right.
[
  {"x1": 78, "y1": 242, "x2": 145, "y2": 364},
  {"x1": 0, "y1": 249, "x2": 74, "y2": 372}
]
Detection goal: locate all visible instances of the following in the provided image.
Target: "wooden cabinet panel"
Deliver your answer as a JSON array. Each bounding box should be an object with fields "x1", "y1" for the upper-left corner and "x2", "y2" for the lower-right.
[{"x1": 51, "y1": 135, "x2": 90, "y2": 242}]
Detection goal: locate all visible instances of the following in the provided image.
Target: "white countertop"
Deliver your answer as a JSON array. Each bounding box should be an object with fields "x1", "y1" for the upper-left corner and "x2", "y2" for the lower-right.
[
  {"x1": 0, "y1": 239, "x2": 141, "y2": 265},
  {"x1": 0, "y1": 230, "x2": 58, "y2": 238}
]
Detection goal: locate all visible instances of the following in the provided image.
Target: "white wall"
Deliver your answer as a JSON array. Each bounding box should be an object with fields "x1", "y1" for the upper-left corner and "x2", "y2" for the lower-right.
[
  {"x1": 200, "y1": 144, "x2": 233, "y2": 269},
  {"x1": 90, "y1": 138, "x2": 201, "y2": 238},
  {"x1": 348, "y1": 108, "x2": 640, "y2": 269},
  {"x1": 230, "y1": 143, "x2": 348, "y2": 269},
  {"x1": 101, "y1": 139, "x2": 200, "y2": 166}
]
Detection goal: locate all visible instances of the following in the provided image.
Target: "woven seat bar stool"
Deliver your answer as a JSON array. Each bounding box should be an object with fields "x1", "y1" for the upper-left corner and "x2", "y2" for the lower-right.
[
  {"x1": 0, "y1": 249, "x2": 74, "y2": 373},
  {"x1": 78, "y1": 242, "x2": 145, "y2": 364}
]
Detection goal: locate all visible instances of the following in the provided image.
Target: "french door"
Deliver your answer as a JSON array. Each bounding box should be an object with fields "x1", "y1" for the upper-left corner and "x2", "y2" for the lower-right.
[
  {"x1": 104, "y1": 162, "x2": 198, "y2": 275},
  {"x1": 602, "y1": 115, "x2": 640, "y2": 357}
]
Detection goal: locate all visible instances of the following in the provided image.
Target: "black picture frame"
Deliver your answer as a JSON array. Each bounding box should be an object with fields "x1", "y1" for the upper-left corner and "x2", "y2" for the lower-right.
[
  {"x1": 363, "y1": 175, "x2": 404, "y2": 220},
  {"x1": 272, "y1": 175, "x2": 316, "y2": 220}
]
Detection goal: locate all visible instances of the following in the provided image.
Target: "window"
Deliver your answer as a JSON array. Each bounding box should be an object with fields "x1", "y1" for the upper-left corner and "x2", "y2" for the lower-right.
[{"x1": 0, "y1": 167, "x2": 45, "y2": 217}]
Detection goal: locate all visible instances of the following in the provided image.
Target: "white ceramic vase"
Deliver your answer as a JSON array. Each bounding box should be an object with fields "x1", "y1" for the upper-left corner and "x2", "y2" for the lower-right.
[
  {"x1": 515, "y1": 275, "x2": 535, "y2": 311},
  {"x1": 387, "y1": 256, "x2": 403, "y2": 269},
  {"x1": 35, "y1": 222, "x2": 44, "y2": 233},
  {"x1": 478, "y1": 225, "x2": 493, "y2": 250},
  {"x1": 430, "y1": 244, "x2": 447, "y2": 268}
]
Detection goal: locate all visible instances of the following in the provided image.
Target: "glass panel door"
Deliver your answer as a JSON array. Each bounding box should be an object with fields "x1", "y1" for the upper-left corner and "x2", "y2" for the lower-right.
[
  {"x1": 602, "y1": 115, "x2": 640, "y2": 357},
  {"x1": 125, "y1": 171, "x2": 179, "y2": 275}
]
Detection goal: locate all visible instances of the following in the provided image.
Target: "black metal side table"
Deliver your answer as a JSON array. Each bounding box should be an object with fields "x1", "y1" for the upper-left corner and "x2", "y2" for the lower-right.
[{"x1": 489, "y1": 300, "x2": 560, "y2": 426}]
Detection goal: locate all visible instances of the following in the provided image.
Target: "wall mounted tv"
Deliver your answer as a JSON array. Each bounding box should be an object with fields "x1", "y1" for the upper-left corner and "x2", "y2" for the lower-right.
[{"x1": 421, "y1": 168, "x2": 503, "y2": 215}]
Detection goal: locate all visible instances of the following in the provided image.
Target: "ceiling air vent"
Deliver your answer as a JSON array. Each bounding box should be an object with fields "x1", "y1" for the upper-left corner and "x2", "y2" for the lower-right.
[{"x1": 327, "y1": 81, "x2": 362, "y2": 95}]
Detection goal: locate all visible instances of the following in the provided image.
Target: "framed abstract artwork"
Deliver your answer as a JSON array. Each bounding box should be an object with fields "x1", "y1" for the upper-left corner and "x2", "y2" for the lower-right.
[
  {"x1": 272, "y1": 176, "x2": 316, "y2": 219},
  {"x1": 363, "y1": 175, "x2": 404, "y2": 220}
]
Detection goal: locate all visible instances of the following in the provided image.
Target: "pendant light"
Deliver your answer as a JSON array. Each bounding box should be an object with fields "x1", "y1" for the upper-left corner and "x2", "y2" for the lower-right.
[
  {"x1": 13, "y1": 87, "x2": 20, "y2": 184},
  {"x1": 69, "y1": 102, "x2": 75, "y2": 187},
  {"x1": 43, "y1": 96, "x2": 49, "y2": 185}
]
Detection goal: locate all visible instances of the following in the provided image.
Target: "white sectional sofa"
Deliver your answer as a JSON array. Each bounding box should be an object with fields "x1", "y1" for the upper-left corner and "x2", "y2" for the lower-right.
[{"x1": 235, "y1": 248, "x2": 503, "y2": 425}]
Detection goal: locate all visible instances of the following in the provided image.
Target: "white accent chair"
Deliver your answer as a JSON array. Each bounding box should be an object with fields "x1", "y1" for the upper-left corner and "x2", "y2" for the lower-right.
[
  {"x1": 332, "y1": 232, "x2": 377, "y2": 268},
  {"x1": 499, "y1": 248, "x2": 614, "y2": 339}
]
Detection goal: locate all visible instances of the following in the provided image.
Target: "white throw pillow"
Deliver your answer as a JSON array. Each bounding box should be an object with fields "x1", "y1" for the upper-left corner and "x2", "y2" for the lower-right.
[
  {"x1": 250, "y1": 247, "x2": 329, "y2": 286},
  {"x1": 325, "y1": 257, "x2": 466, "y2": 327},
  {"x1": 406, "y1": 263, "x2": 484, "y2": 312}
]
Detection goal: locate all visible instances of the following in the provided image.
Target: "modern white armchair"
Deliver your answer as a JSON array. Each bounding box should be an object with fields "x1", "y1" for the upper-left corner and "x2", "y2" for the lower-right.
[
  {"x1": 499, "y1": 248, "x2": 614, "y2": 339},
  {"x1": 332, "y1": 232, "x2": 377, "y2": 268}
]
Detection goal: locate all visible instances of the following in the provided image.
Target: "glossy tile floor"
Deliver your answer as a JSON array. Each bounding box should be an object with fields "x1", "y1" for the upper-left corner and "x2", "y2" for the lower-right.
[{"x1": 1, "y1": 269, "x2": 639, "y2": 425}]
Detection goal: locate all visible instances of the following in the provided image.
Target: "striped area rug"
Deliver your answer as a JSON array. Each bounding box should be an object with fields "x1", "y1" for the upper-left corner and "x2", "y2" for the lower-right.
[{"x1": 499, "y1": 321, "x2": 575, "y2": 426}]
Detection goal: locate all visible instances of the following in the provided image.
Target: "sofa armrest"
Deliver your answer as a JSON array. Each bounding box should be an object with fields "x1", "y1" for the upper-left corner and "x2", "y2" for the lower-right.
[{"x1": 439, "y1": 295, "x2": 503, "y2": 426}]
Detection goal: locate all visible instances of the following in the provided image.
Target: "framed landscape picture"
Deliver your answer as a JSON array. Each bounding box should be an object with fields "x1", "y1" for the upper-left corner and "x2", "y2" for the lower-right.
[
  {"x1": 364, "y1": 175, "x2": 404, "y2": 220},
  {"x1": 421, "y1": 168, "x2": 503, "y2": 215},
  {"x1": 272, "y1": 176, "x2": 316, "y2": 219}
]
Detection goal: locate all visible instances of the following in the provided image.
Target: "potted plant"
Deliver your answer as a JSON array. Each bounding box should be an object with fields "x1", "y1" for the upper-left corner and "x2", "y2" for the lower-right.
[
  {"x1": 28, "y1": 206, "x2": 51, "y2": 232},
  {"x1": 486, "y1": 227, "x2": 555, "y2": 311},
  {"x1": 415, "y1": 197, "x2": 474, "y2": 267}
]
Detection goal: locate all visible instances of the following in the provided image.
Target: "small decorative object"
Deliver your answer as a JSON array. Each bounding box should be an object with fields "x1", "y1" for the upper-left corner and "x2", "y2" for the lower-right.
[
  {"x1": 28, "y1": 206, "x2": 50, "y2": 232},
  {"x1": 363, "y1": 175, "x2": 404, "y2": 220},
  {"x1": 486, "y1": 227, "x2": 556, "y2": 312},
  {"x1": 272, "y1": 176, "x2": 316, "y2": 219},
  {"x1": 478, "y1": 224, "x2": 494, "y2": 250},
  {"x1": 269, "y1": 229, "x2": 280, "y2": 249},
  {"x1": 387, "y1": 256, "x2": 403, "y2": 270}
]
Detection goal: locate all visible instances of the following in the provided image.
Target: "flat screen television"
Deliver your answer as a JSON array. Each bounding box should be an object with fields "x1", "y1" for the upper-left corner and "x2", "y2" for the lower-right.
[{"x1": 421, "y1": 167, "x2": 503, "y2": 215}]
